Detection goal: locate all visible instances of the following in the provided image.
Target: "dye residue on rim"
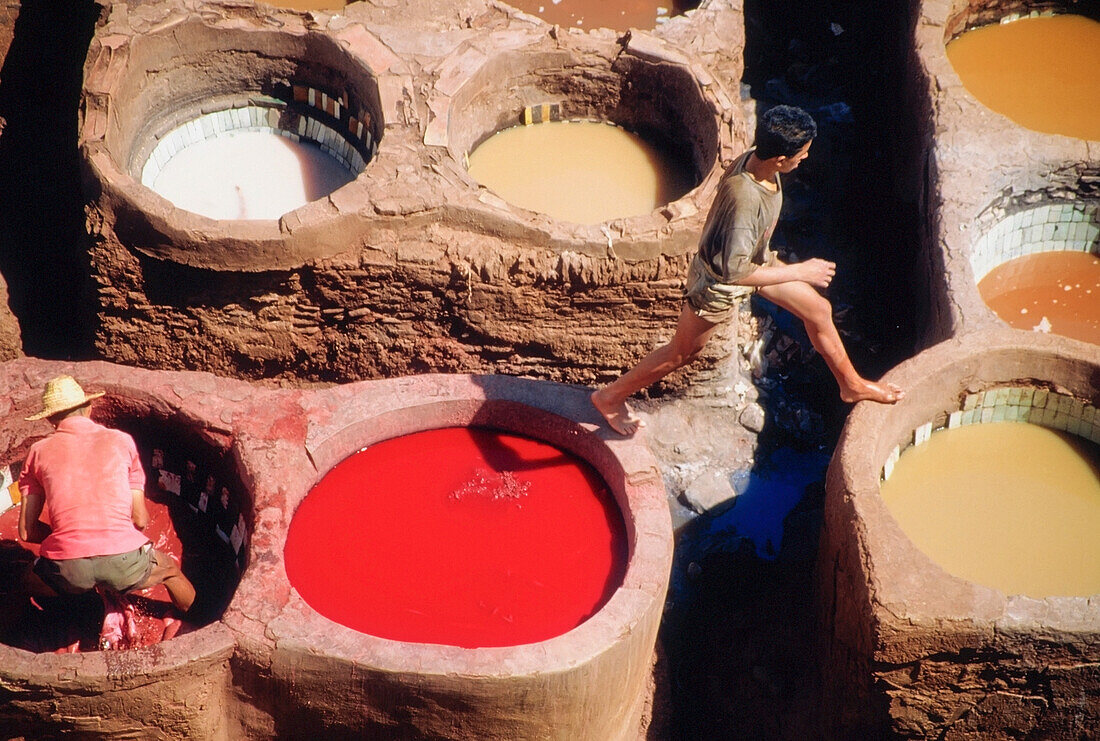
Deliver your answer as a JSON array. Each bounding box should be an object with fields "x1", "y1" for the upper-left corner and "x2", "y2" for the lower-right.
[
  {"x1": 946, "y1": 14, "x2": 1100, "y2": 140},
  {"x1": 466, "y1": 120, "x2": 695, "y2": 225},
  {"x1": 284, "y1": 427, "x2": 629, "y2": 648},
  {"x1": 978, "y1": 251, "x2": 1100, "y2": 345},
  {"x1": 879, "y1": 422, "x2": 1100, "y2": 598}
]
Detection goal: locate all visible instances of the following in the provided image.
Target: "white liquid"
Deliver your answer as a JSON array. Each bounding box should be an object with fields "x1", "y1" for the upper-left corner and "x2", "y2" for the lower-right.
[{"x1": 149, "y1": 131, "x2": 355, "y2": 221}]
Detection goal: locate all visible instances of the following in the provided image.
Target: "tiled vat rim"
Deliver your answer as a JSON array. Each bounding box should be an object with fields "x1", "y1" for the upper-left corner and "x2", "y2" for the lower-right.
[
  {"x1": 139, "y1": 84, "x2": 378, "y2": 187},
  {"x1": 948, "y1": 5, "x2": 1061, "y2": 37},
  {"x1": 881, "y1": 387, "x2": 1099, "y2": 481},
  {"x1": 970, "y1": 201, "x2": 1099, "y2": 282}
]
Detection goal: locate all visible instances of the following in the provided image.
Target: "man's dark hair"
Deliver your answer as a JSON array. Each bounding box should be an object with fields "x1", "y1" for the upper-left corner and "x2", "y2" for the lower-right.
[{"x1": 753, "y1": 105, "x2": 817, "y2": 160}]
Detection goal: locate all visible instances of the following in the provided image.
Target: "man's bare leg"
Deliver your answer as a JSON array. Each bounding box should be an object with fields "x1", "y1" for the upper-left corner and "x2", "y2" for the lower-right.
[
  {"x1": 591, "y1": 304, "x2": 721, "y2": 434},
  {"x1": 136, "y1": 549, "x2": 196, "y2": 612},
  {"x1": 757, "y1": 281, "x2": 904, "y2": 404}
]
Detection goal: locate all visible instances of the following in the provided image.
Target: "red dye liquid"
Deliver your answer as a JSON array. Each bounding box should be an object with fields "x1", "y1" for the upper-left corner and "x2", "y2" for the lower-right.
[{"x1": 284, "y1": 427, "x2": 628, "y2": 648}]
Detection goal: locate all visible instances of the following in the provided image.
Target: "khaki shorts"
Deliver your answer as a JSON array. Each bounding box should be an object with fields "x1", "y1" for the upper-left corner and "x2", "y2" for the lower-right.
[
  {"x1": 683, "y1": 254, "x2": 754, "y2": 323},
  {"x1": 34, "y1": 543, "x2": 154, "y2": 595}
]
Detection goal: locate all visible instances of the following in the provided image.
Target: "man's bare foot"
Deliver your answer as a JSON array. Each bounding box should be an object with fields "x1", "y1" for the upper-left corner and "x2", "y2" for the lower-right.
[
  {"x1": 590, "y1": 389, "x2": 645, "y2": 436},
  {"x1": 841, "y1": 380, "x2": 905, "y2": 405}
]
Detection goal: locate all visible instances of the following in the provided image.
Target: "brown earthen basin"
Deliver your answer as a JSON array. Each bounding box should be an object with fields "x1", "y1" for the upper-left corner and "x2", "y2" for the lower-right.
[{"x1": 817, "y1": 330, "x2": 1100, "y2": 738}]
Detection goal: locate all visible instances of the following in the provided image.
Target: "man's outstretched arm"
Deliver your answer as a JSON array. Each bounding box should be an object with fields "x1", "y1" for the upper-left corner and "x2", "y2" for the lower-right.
[{"x1": 733, "y1": 257, "x2": 836, "y2": 289}]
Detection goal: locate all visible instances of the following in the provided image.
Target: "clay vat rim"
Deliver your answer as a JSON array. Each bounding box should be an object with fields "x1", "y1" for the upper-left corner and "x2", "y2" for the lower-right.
[
  {"x1": 235, "y1": 375, "x2": 672, "y2": 674},
  {"x1": 430, "y1": 32, "x2": 728, "y2": 236},
  {"x1": 920, "y1": 1, "x2": 1100, "y2": 146},
  {"x1": 0, "y1": 621, "x2": 237, "y2": 683},
  {"x1": 487, "y1": 0, "x2": 705, "y2": 33},
  {"x1": 829, "y1": 330, "x2": 1100, "y2": 624}
]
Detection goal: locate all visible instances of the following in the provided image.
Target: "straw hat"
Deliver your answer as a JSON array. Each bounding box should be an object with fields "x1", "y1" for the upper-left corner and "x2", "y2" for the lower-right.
[{"x1": 25, "y1": 375, "x2": 105, "y2": 421}]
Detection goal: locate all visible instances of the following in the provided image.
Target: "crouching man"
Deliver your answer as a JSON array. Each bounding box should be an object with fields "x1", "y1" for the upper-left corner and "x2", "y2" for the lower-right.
[{"x1": 18, "y1": 375, "x2": 195, "y2": 613}]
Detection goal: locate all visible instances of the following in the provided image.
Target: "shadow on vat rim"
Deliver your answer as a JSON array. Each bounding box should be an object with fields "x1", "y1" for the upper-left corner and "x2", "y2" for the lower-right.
[{"x1": 828, "y1": 329, "x2": 1100, "y2": 626}]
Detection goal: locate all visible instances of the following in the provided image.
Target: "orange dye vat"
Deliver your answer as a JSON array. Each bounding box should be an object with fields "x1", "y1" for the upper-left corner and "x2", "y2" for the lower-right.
[
  {"x1": 978, "y1": 250, "x2": 1100, "y2": 344},
  {"x1": 284, "y1": 427, "x2": 628, "y2": 648},
  {"x1": 946, "y1": 15, "x2": 1100, "y2": 141}
]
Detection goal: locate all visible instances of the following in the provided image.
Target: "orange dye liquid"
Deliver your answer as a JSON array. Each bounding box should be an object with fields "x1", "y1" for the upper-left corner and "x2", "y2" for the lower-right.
[
  {"x1": 978, "y1": 251, "x2": 1100, "y2": 344},
  {"x1": 946, "y1": 15, "x2": 1100, "y2": 140},
  {"x1": 284, "y1": 427, "x2": 628, "y2": 648}
]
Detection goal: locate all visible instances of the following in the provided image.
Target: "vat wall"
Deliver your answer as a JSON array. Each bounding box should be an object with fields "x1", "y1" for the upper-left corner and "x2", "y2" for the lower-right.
[
  {"x1": 0, "y1": 275, "x2": 22, "y2": 362},
  {"x1": 0, "y1": 637, "x2": 237, "y2": 739},
  {"x1": 80, "y1": 2, "x2": 749, "y2": 389},
  {"x1": 86, "y1": 223, "x2": 694, "y2": 385}
]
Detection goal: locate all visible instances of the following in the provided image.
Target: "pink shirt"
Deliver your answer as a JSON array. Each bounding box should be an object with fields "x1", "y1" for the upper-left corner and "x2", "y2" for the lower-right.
[{"x1": 20, "y1": 416, "x2": 149, "y2": 560}]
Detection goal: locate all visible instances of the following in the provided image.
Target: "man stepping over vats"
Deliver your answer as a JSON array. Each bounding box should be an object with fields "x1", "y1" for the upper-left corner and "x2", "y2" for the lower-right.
[
  {"x1": 18, "y1": 376, "x2": 196, "y2": 646},
  {"x1": 592, "y1": 105, "x2": 904, "y2": 435}
]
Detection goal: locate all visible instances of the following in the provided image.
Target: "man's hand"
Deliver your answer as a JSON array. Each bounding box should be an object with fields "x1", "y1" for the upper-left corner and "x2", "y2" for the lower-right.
[{"x1": 795, "y1": 258, "x2": 836, "y2": 288}]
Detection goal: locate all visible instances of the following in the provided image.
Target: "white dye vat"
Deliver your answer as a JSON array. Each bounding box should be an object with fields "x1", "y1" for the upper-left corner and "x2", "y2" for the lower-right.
[{"x1": 144, "y1": 130, "x2": 355, "y2": 221}]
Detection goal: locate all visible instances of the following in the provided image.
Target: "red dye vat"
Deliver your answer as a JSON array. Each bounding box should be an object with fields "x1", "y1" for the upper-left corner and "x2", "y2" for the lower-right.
[{"x1": 284, "y1": 427, "x2": 628, "y2": 648}]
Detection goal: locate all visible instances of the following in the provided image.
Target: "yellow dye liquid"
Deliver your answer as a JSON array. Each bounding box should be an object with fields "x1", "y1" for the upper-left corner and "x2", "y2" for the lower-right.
[
  {"x1": 946, "y1": 14, "x2": 1100, "y2": 141},
  {"x1": 467, "y1": 120, "x2": 694, "y2": 225},
  {"x1": 880, "y1": 422, "x2": 1100, "y2": 598}
]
